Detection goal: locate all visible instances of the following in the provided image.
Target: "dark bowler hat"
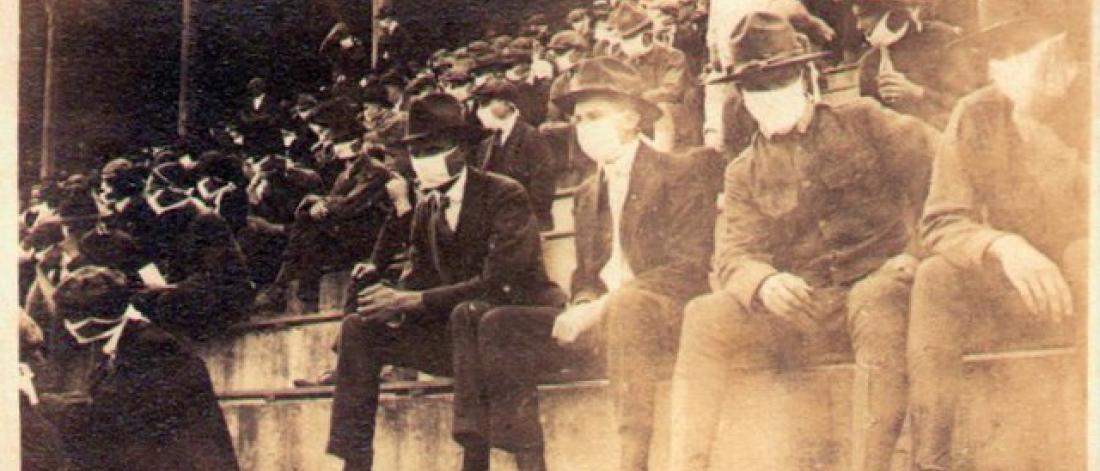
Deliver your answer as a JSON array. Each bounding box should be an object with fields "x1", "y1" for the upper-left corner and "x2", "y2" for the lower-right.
[
  {"x1": 609, "y1": 3, "x2": 653, "y2": 38},
  {"x1": 709, "y1": 11, "x2": 829, "y2": 86},
  {"x1": 553, "y1": 56, "x2": 663, "y2": 125},
  {"x1": 472, "y1": 78, "x2": 520, "y2": 104},
  {"x1": 400, "y1": 93, "x2": 486, "y2": 144},
  {"x1": 547, "y1": 30, "x2": 590, "y2": 52},
  {"x1": 950, "y1": 0, "x2": 1088, "y2": 59}
]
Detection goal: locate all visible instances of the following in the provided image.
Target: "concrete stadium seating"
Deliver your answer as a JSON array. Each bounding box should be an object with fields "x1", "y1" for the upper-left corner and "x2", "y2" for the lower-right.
[{"x1": 196, "y1": 66, "x2": 1086, "y2": 470}]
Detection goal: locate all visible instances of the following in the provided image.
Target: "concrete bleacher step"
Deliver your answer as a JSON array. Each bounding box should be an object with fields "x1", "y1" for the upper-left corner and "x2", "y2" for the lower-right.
[{"x1": 216, "y1": 348, "x2": 1084, "y2": 471}]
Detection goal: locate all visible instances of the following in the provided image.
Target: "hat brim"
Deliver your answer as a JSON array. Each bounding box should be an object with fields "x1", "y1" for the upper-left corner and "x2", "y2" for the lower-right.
[
  {"x1": 399, "y1": 124, "x2": 487, "y2": 145},
  {"x1": 553, "y1": 88, "x2": 664, "y2": 125},
  {"x1": 948, "y1": 18, "x2": 1066, "y2": 59},
  {"x1": 708, "y1": 51, "x2": 830, "y2": 84}
]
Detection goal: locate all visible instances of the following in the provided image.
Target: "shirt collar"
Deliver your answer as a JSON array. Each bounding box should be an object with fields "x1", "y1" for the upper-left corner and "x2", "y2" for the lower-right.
[
  {"x1": 442, "y1": 167, "x2": 468, "y2": 204},
  {"x1": 498, "y1": 111, "x2": 520, "y2": 144}
]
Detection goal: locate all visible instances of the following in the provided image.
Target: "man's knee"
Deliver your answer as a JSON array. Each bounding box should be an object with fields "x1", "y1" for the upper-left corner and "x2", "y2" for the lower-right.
[
  {"x1": 604, "y1": 285, "x2": 669, "y2": 327},
  {"x1": 913, "y1": 255, "x2": 969, "y2": 302},
  {"x1": 449, "y1": 301, "x2": 494, "y2": 336}
]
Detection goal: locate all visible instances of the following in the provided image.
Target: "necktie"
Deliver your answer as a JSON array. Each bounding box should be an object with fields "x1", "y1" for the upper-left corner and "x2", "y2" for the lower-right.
[
  {"x1": 424, "y1": 191, "x2": 455, "y2": 283},
  {"x1": 595, "y1": 171, "x2": 613, "y2": 270}
]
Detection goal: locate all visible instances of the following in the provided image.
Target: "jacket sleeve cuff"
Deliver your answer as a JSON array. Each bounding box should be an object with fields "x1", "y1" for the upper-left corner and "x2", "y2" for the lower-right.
[
  {"x1": 722, "y1": 261, "x2": 778, "y2": 309},
  {"x1": 941, "y1": 229, "x2": 1011, "y2": 270}
]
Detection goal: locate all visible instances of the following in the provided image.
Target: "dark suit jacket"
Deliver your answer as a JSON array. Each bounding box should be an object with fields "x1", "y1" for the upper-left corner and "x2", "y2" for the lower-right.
[
  {"x1": 571, "y1": 143, "x2": 715, "y2": 305},
  {"x1": 65, "y1": 322, "x2": 239, "y2": 471},
  {"x1": 473, "y1": 120, "x2": 561, "y2": 226},
  {"x1": 398, "y1": 168, "x2": 563, "y2": 314},
  {"x1": 238, "y1": 95, "x2": 284, "y2": 156}
]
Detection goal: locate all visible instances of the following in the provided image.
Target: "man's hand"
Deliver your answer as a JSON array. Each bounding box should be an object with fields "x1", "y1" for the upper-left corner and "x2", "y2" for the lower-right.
[
  {"x1": 356, "y1": 285, "x2": 423, "y2": 321},
  {"x1": 878, "y1": 71, "x2": 924, "y2": 103},
  {"x1": 551, "y1": 301, "x2": 603, "y2": 346},
  {"x1": 757, "y1": 273, "x2": 819, "y2": 330},
  {"x1": 308, "y1": 200, "x2": 329, "y2": 220},
  {"x1": 385, "y1": 174, "x2": 413, "y2": 216},
  {"x1": 352, "y1": 263, "x2": 380, "y2": 281},
  {"x1": 988, "y1": 235, "x2": 1074, "y2": 322}
]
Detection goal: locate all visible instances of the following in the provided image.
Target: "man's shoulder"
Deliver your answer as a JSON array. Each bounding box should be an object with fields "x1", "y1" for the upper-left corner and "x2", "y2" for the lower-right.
[
  {"x1": 118, "y1": 322, "x2": 190, "y2": 361},
  {"x1": 469, "y1": 167, "x2": 526, "y2": 196}
]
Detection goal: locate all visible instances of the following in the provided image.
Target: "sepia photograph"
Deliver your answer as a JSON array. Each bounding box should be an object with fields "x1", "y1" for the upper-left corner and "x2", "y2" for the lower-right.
[{"x1": 8, "y1": 0, "x2": 1095, "y2": 469}]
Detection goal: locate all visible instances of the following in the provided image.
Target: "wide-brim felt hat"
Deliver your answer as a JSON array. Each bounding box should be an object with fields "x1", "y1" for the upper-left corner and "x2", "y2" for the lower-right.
[
  {"x1": 709, "y1": 11, "x2": 829, "y2": 85},
  {"x1": 400, "y1": 93, "x2": 486, "y2": 144},
  {"x1": 609, "y1": 3, "x2": 654, "y2": 38},
  {"x1": 548, "y1": 30, "x2": 590, "y2": 51},
  {"x1": 949, "y1": 0, "x2": 1088, "y2": 59},
  {"x1": 472, "y1": 78, "x2": 520, "y2": 103},
  {"x1": 552, "y1": 56, "x2": 663, "y2": 125}
]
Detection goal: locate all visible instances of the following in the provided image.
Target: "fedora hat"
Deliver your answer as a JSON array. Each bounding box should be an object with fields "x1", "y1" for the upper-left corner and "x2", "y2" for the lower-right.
[
  {"x1": 709, "y1": 11, "x2": 829, "y2": 85},
  {"x1": 609, "y1": 3, "x2": 654, "y2": 38},
  {"x1": 400, "y1": 93, "x2": 486, "y2": 144},
  {"x1": 950, "y1": 0, "x2": 1088, "y2": 59},
  {"x1": 547, "y1": 30, "x2": 590, "y2": 52},
  {"x1": 472, "y1": 78, "x2": 520, "y2": 104},
  {"x1": 553, "y1": 56, "x2": 663, "y2": 124}
]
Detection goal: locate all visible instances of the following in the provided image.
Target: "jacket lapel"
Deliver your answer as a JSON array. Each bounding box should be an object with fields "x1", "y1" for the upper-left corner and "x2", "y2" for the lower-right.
[
  {"x1": 453, "y1": 168, "x2": 485, "y2": 247},
  {"x1": 620, "y1": 143, "x2": 658, "y2": 250}
]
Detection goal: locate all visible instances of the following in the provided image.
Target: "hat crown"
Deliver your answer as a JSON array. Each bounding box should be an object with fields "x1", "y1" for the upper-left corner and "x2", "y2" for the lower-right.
[
  {"x1": 609, "y1": 3, "x2": 653, "y2": 37},
  {"x1": 549, "y1": 30, "x2": 589, "y2": 50},
  {"x1": 730, "y1": 11, "x2": 807, "y2": 66},
  {"x1": 569, "y1": 56, "x2": 647, "y2": 99},
  {"x1": 472, "y1": 77, "x2": 519, "y2": 103},
  {"x1": 405, "y1": 93, "x2": 470, "y2": 139}
]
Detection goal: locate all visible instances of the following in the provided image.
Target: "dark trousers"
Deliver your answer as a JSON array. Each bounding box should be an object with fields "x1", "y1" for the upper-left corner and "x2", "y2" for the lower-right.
[
  {"x1": 279, "y1": 219, "x2": 376, "y2": 302},
  {"x1": 603, "y1": 286, "x2": 686, "y2": 471},
  {"x1": 326, "y1": 309, "x2": 454, "y2": 464},
  {"x1": 670, "y1": 263, "x2": 911, "y2": 471},
  {"x1": 908, "y1": 240, "x2": 1085, "y2": 471},
  {"x1": 450, "y1": 300, "x2": 583, "y2": 458}
]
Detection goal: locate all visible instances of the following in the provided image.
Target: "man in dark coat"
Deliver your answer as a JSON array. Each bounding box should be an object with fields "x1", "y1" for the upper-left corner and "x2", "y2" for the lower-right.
[
  {"x1": 253, "y1": 134, "x2": 394, "y2": 314},
  {"x1": 51, "y1": 266, "x2": 239, "y2": 471},
  {"x1": 237, "y1": 78, "x2": 285, "y2": 157},
  {"x1": 471, "y1": 78, "x2": 561, "y2": 231},
  {"x1": 326, "y1": 93, "x2": 564, "y2": 471},
  {"x1": 549, "y1": 57, "x2": 717, "y2": 471},
  {"x1": 668, "y1": 13, "x2": 937, "y2": 471},
  {"x1": 854, "y1": 0, "x2": 970, "y2": 128},
  {"x1": 908, "y1": 3, "x2": 1089, "y2": 469},
  {"x1": 608, "y1": 2, "x2": 698, "y2": 150}
]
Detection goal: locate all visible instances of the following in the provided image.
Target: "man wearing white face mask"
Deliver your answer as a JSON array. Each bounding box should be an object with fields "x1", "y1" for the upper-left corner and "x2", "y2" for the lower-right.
[
  {"x1": 552, "y1": 56, "x2": 717, "y2": 471},
  {"x1": 328, "y1": 93, "x2": 565, "y2": 471},
  {"x1": 51, "y1": 266, "x2": 239, "y2": 471},
  {"x1": 670, "y1": 12, "x2": 938, "y2": 471},
  {"x1": 608, "y1": 2, "x2": 696, "y2": 150},
  {"x1": 909, "y1": 1, "x2": 1089, "y2": 469},
  {"x1": 854, "y1": 0, "x2": 969, "y2": 128},
  {"x1": 471, "y1": 78, "x2": 560, "y2": 231}
]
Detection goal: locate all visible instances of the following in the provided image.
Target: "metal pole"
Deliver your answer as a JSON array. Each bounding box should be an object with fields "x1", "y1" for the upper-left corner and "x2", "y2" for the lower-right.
[
  {"x1": 177, "y1": 0, "x2": 193, "y2": 138},
  {"x1": 39, "y1": 0, "x2": 56, "y2": 180},
  {"x1": 371, "y1": 0, "x2": 381, "y2": 70}
]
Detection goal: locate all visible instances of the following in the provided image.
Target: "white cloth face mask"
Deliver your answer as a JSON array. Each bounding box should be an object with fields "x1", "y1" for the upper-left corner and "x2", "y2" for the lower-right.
[
  {"x1": 866, "y1": 11, "x2": 910, "y2": 48},
  {"x1": 742, "y1": 78, "x2": 811, "y2": 138},
  {"x1": 576, "y1": 114, "x2": 629, "y2": 164},
  {"x1": 477, "y1": 106, "x2": 512, "y2": 130},
  {"x1": 410, "y1": 147, "x2": 458, "y2": 190}
]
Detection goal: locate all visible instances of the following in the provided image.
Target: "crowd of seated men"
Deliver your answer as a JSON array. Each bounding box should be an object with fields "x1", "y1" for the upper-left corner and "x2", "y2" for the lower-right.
[{"x1": 18, "y1": 0, "x2": 1089, "y2": 470}]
